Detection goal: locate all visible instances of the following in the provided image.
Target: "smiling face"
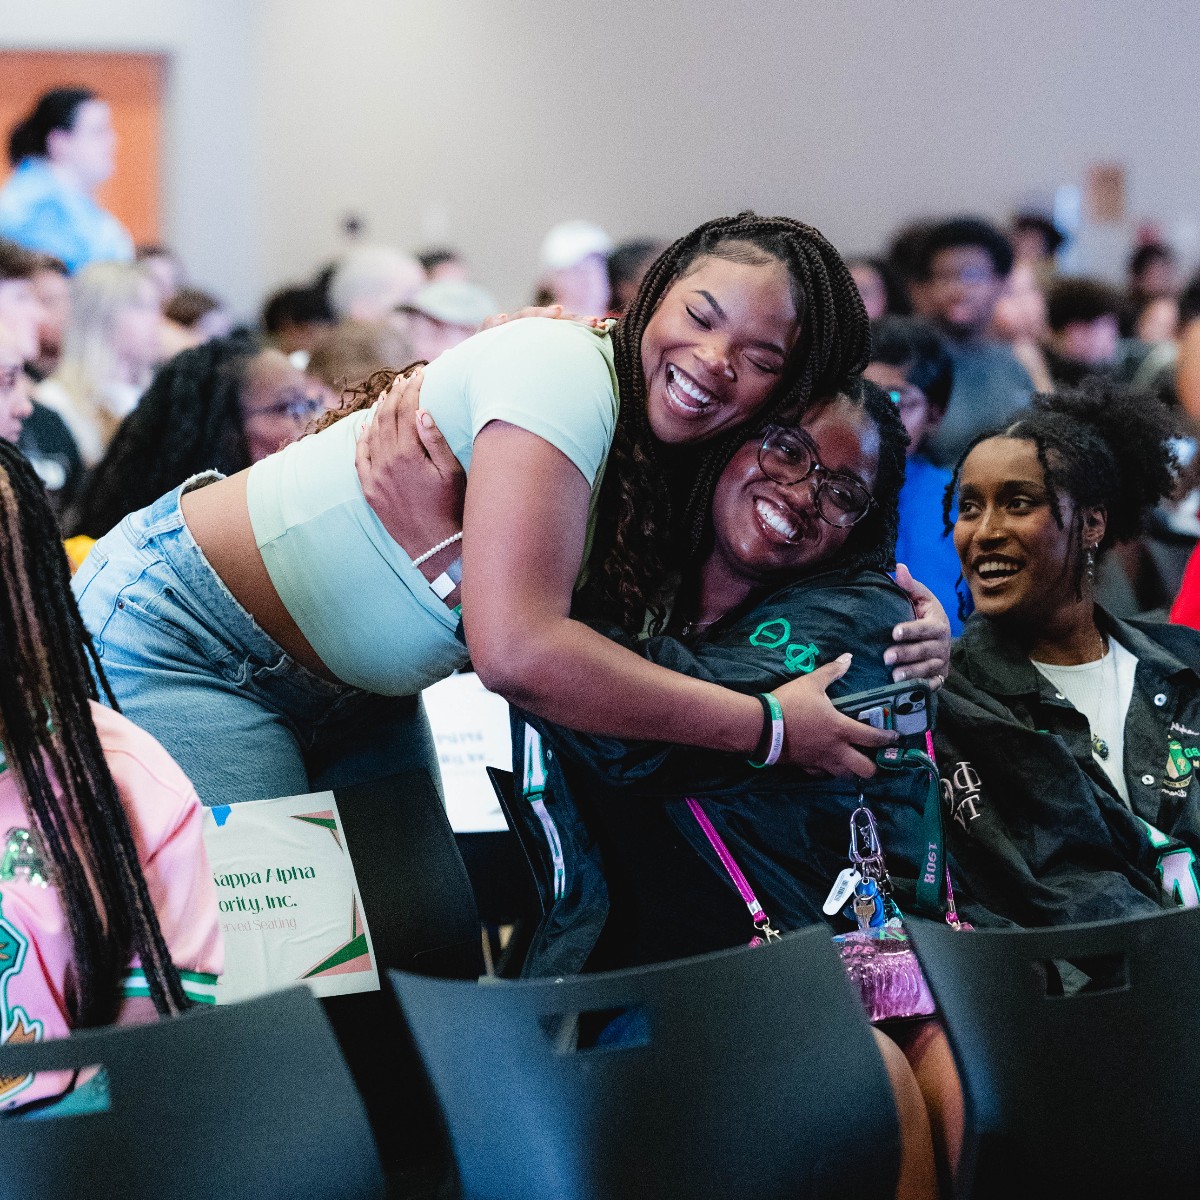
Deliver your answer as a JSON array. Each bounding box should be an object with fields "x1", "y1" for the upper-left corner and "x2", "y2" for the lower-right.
[
  {"x1": 640, "y1": 249, "x2": 801, "y2": 445},
  {"x1": 954, "y1": 436, "x2": 1104, "y2": 627},
  {"x1": 709, "y1": 397, "x2": 880, "y2": 586}
]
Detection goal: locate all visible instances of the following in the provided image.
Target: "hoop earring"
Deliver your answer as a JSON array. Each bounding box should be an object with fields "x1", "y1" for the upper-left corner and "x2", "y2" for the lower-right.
[{"x1": 1085, "y1": 545, "x2": 1097, "y2": 583}]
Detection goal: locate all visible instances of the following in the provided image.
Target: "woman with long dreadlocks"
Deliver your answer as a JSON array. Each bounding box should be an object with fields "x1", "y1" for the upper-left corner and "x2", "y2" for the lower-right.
[
  {"x1": 75, "y1": 213, "x2": 951, "y2": 807},
  {"x1": 0, "y1": 441, "x2": 220, "y2": 1113}
]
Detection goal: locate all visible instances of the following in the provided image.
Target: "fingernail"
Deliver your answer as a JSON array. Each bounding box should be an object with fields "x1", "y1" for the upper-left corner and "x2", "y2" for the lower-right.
[
  {"x1": 883, "y1": 650, "x2": 896, "y2": 665},
  {"x1": 894, "y1": 669, "x2": 908, "y2": 682},
  {"x1": 837, "y1": 652, "x2": 852, "y2": 664},
  {"x1": 893, "y1": 625, "x2": 905, "y2": 641},
  {"x1": 419, "y1": 411, "x2": 433, "y2": 428}
]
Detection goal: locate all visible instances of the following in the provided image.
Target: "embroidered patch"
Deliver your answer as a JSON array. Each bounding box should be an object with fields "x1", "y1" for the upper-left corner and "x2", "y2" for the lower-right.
[
  {"x1": 749, "y1": 618, "x2": 791, "y2": 650},
  {"x1": 783, "y1": 641, "x2": 819, "y2": 674},
  {"x1": 0, "y1": 899, "x2": 43, "y2": 1102},
  {"x1": 1164, "y1": 739, "x2": 1193, "y2": 793},
  {"x1": 0, "y1": 829, "x2": 51, "y2": 888},
  {"x1": 942, "y1": 760, "x2": 983, "y2": 828}
]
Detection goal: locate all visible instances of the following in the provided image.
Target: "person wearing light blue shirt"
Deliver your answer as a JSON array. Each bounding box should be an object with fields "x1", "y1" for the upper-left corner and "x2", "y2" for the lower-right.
[{"x1": 0, "y1": 89, "x2": 133, "y2": 273}]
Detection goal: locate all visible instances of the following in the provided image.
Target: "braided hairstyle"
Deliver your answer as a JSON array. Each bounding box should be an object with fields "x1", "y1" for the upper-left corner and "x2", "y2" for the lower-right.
[
  {"x1": 943, "y1": 377, "x2": 1181, "y2": 597},
  {"x1": 580, "y1": 211, "x2": 871, "y2": 633},
  {"x1": 75, "y1": 332, "x2": 259, "y2": 537},
  {"x1": 0, "y1": 442, "x2": 189, "y2": 1025}
]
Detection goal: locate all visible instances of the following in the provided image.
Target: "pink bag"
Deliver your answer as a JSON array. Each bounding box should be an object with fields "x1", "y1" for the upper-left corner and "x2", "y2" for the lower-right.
[{"x1": 685, "y1": 741, "x2": 968, "y2": 1024}]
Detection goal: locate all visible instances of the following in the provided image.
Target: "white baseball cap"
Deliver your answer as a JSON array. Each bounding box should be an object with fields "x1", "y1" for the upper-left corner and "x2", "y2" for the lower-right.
[
  {"x1": 400, "y1": 280, "x2": 497, "y2": 328},
  {"x1": 540, "y1": 220, "x2": 615, "y2": 271}
]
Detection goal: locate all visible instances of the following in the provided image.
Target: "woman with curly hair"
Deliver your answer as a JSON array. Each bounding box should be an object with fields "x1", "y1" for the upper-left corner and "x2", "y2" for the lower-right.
[
  {"x1": 74, "y1": 213, "x2": 950, "y2": 806},
  {"x1": 935, "y1": 381, "x2": 1200, "y2": 929},
  {"x1": 73, "y1": 331, "x2": 330, "y2": 538}
]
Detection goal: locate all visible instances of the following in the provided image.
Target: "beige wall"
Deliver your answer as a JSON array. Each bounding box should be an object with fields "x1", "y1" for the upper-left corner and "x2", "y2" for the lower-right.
[
  {"x1": 0, "y1": 0, "x2": 264, "y2": 313},
  {"x1": 259, "y1": 0, "x2": 1200, "y2": 307}
]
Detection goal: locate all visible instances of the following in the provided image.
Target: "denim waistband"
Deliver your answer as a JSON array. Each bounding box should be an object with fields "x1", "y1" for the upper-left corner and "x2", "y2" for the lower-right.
[{"x1": 123, "y1": 473, "x2": 353, "y2": 702}]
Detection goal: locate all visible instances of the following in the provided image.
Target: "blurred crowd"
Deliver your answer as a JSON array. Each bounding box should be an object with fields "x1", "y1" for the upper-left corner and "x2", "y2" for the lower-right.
[{"x1": 1, "y1": 86, "x2": 1197, "y2": 630}]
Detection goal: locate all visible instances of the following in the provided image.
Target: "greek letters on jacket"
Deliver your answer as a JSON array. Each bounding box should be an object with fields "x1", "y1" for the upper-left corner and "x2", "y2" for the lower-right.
[{"x1": 934, "y1": 609, "x2": 1200, "y2": 927}]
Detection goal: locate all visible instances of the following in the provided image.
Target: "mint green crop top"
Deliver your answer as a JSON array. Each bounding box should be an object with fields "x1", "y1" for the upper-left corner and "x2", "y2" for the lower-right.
[{"x1": 246, "y1": 318, "x2": 619, "y2": 695}]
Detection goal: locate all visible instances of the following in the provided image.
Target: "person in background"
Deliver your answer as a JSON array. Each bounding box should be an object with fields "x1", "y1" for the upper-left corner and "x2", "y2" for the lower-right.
[
  {"x1": 417, "y1": 247, "x2": 470, "y2": 284},
  {"x1": 1131, "y1": 294, "x2": 1179, "y2": 347},
  {"x1": 909, "y1": 216, "x2": 1033, "y2": 467},
  {"x1": 0, "y1": 239, "x2": 43, "y2": 362},
  {"x1": 0, "y1": 239, "x2": 83, "y2": 513},
  {"x1": 160, "y1": 287, "x2": 235, "y2": 357},
  {"x1": 397, "y1": 280, "x2": 497, "y2": 362},
  {"x1": 607, "y1": 239, "x2": 664, "y2": 316},
  {"x1": 1126, "y1": 242, "x2": 1178, "y2": 319},
  {"x1": 0, "y1": 88, "x2": 132, "y2": 273},
  {"x1": 1042, "y1": 278, "x2": 1123, "y2": 387},
  {"x1": 1009, "y1": 212, "x2": 1064, "y2": 277},
  {"x1": 75, "y1": 332, "x2": 330, "y2": 539},
  {"x1": 327, "y1": 245, "x2": 424, "y2": 324},
  {"x1": 305, "y1": 319, "x2": 413, "y2": 400},
  {"x1": 33, "y1": 262, "x2": 161, "y2": 468},
  {"x1": 28, "y1": 252, "x2": 71, "y2": 381},
  {"x1": 535, "y1": 220, "x2": 613, "y2": 316},
  {"x1": 0, "y1": 441, "x2": 221, "y2": 1116},
  {"x1": 865, "y1": 316, "x2": 965, "y2": 634},
  {"x1": 848, "y1": 256, "x2": 910, "y2": 322},
  {"x1": 261, "y1": 284, "x2": 336, "y2": 365},
  {"x1": 989, "y1": 260, "x2": 1053, "y2": 392},
  {"x1": 0, "y1": 325, "x2": 34, "y2": 443},
  {"x1": 134, "y1": 244, "x2": 185, "y2": 307}
]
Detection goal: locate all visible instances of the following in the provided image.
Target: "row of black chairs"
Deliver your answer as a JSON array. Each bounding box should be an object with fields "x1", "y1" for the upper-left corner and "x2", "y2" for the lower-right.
[{"x1": 1, "y1": 769, "x2": 1197, "y2": 1199}]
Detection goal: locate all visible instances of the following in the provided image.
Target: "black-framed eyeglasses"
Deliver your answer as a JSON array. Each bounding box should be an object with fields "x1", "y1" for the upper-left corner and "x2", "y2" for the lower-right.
[{"x1": 757, "y1": 425, "x2": 875, "y2": 528}]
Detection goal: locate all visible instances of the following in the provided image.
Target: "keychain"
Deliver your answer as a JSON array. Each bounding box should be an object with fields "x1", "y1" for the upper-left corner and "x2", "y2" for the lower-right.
[{"x1": 847, "y1": 804, "x2": 902, "y2": 929}]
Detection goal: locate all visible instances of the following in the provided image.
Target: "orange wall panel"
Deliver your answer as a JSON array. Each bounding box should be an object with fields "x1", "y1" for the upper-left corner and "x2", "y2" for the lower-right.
[{"x1": 0, "y1": 50, "x2": 166, "y2": 246}]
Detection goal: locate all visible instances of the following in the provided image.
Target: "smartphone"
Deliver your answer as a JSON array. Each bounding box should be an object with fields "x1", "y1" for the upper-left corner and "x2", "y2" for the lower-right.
[{"x1": 832, "y1": 680, "x2": 934, "y2": 740}]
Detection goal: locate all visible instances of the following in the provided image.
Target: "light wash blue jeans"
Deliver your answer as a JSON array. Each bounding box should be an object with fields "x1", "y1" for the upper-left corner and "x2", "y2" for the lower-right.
[{"x1": 72, "y1": 475, "x2": 441, "y2": 807}]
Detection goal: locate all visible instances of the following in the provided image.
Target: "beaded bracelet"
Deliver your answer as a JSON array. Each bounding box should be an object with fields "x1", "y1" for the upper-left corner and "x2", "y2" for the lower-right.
[{"x1": 412, "y1": 531, "x2": 463, "y2": 567}]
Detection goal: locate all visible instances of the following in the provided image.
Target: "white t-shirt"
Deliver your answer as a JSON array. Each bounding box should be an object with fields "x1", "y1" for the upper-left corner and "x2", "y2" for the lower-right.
[{"x1": 1033, "y1": 638, "x2": 1139, "y2": 807}]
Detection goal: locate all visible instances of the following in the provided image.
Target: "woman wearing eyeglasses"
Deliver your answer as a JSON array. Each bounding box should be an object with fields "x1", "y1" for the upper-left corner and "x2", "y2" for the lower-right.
[
  {"x1": 73, "y1": 332, "x2": 333, "y2": 538},
  {"x1": 510, "y1": 378, "x2": 927, "y2": 976},
  {"x1": 509, "y1": 378, "x2": 946, "y2": 1199}
]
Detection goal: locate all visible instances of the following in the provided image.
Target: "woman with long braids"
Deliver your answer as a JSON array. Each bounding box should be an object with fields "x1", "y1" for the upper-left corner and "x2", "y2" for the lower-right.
[
  {"x1": 75, "y1": 212, "x2": 951, "y2": 807},
  {"x1": 0, "y1": 442, "x2": 220, "y2": 1114}
]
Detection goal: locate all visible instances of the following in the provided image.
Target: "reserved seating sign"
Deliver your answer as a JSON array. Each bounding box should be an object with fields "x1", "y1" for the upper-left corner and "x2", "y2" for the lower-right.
[{"x1": 202, "y1": 792, "x2": 380, "y2": 1003}]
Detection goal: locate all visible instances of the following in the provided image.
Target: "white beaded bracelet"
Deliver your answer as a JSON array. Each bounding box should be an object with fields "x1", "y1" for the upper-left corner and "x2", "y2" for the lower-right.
[{"x1": 412, "y1": 531, "x2": 463, "y2": 567}]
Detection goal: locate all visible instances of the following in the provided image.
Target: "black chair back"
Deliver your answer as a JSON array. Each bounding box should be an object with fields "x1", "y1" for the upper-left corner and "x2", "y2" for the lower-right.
[
  {"x1": 392, "y1": 926, "x2": 900, "y2": 1200},
  {"x1": 909, "y1": 907, "x2": 1200, "y2": 1199},
  {"x1": 323, "y1": 769, "x2": 483, "y2": 1192},
  {"x1": 0, "y1": 987, "x2": 383, "y2": 1200}
]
